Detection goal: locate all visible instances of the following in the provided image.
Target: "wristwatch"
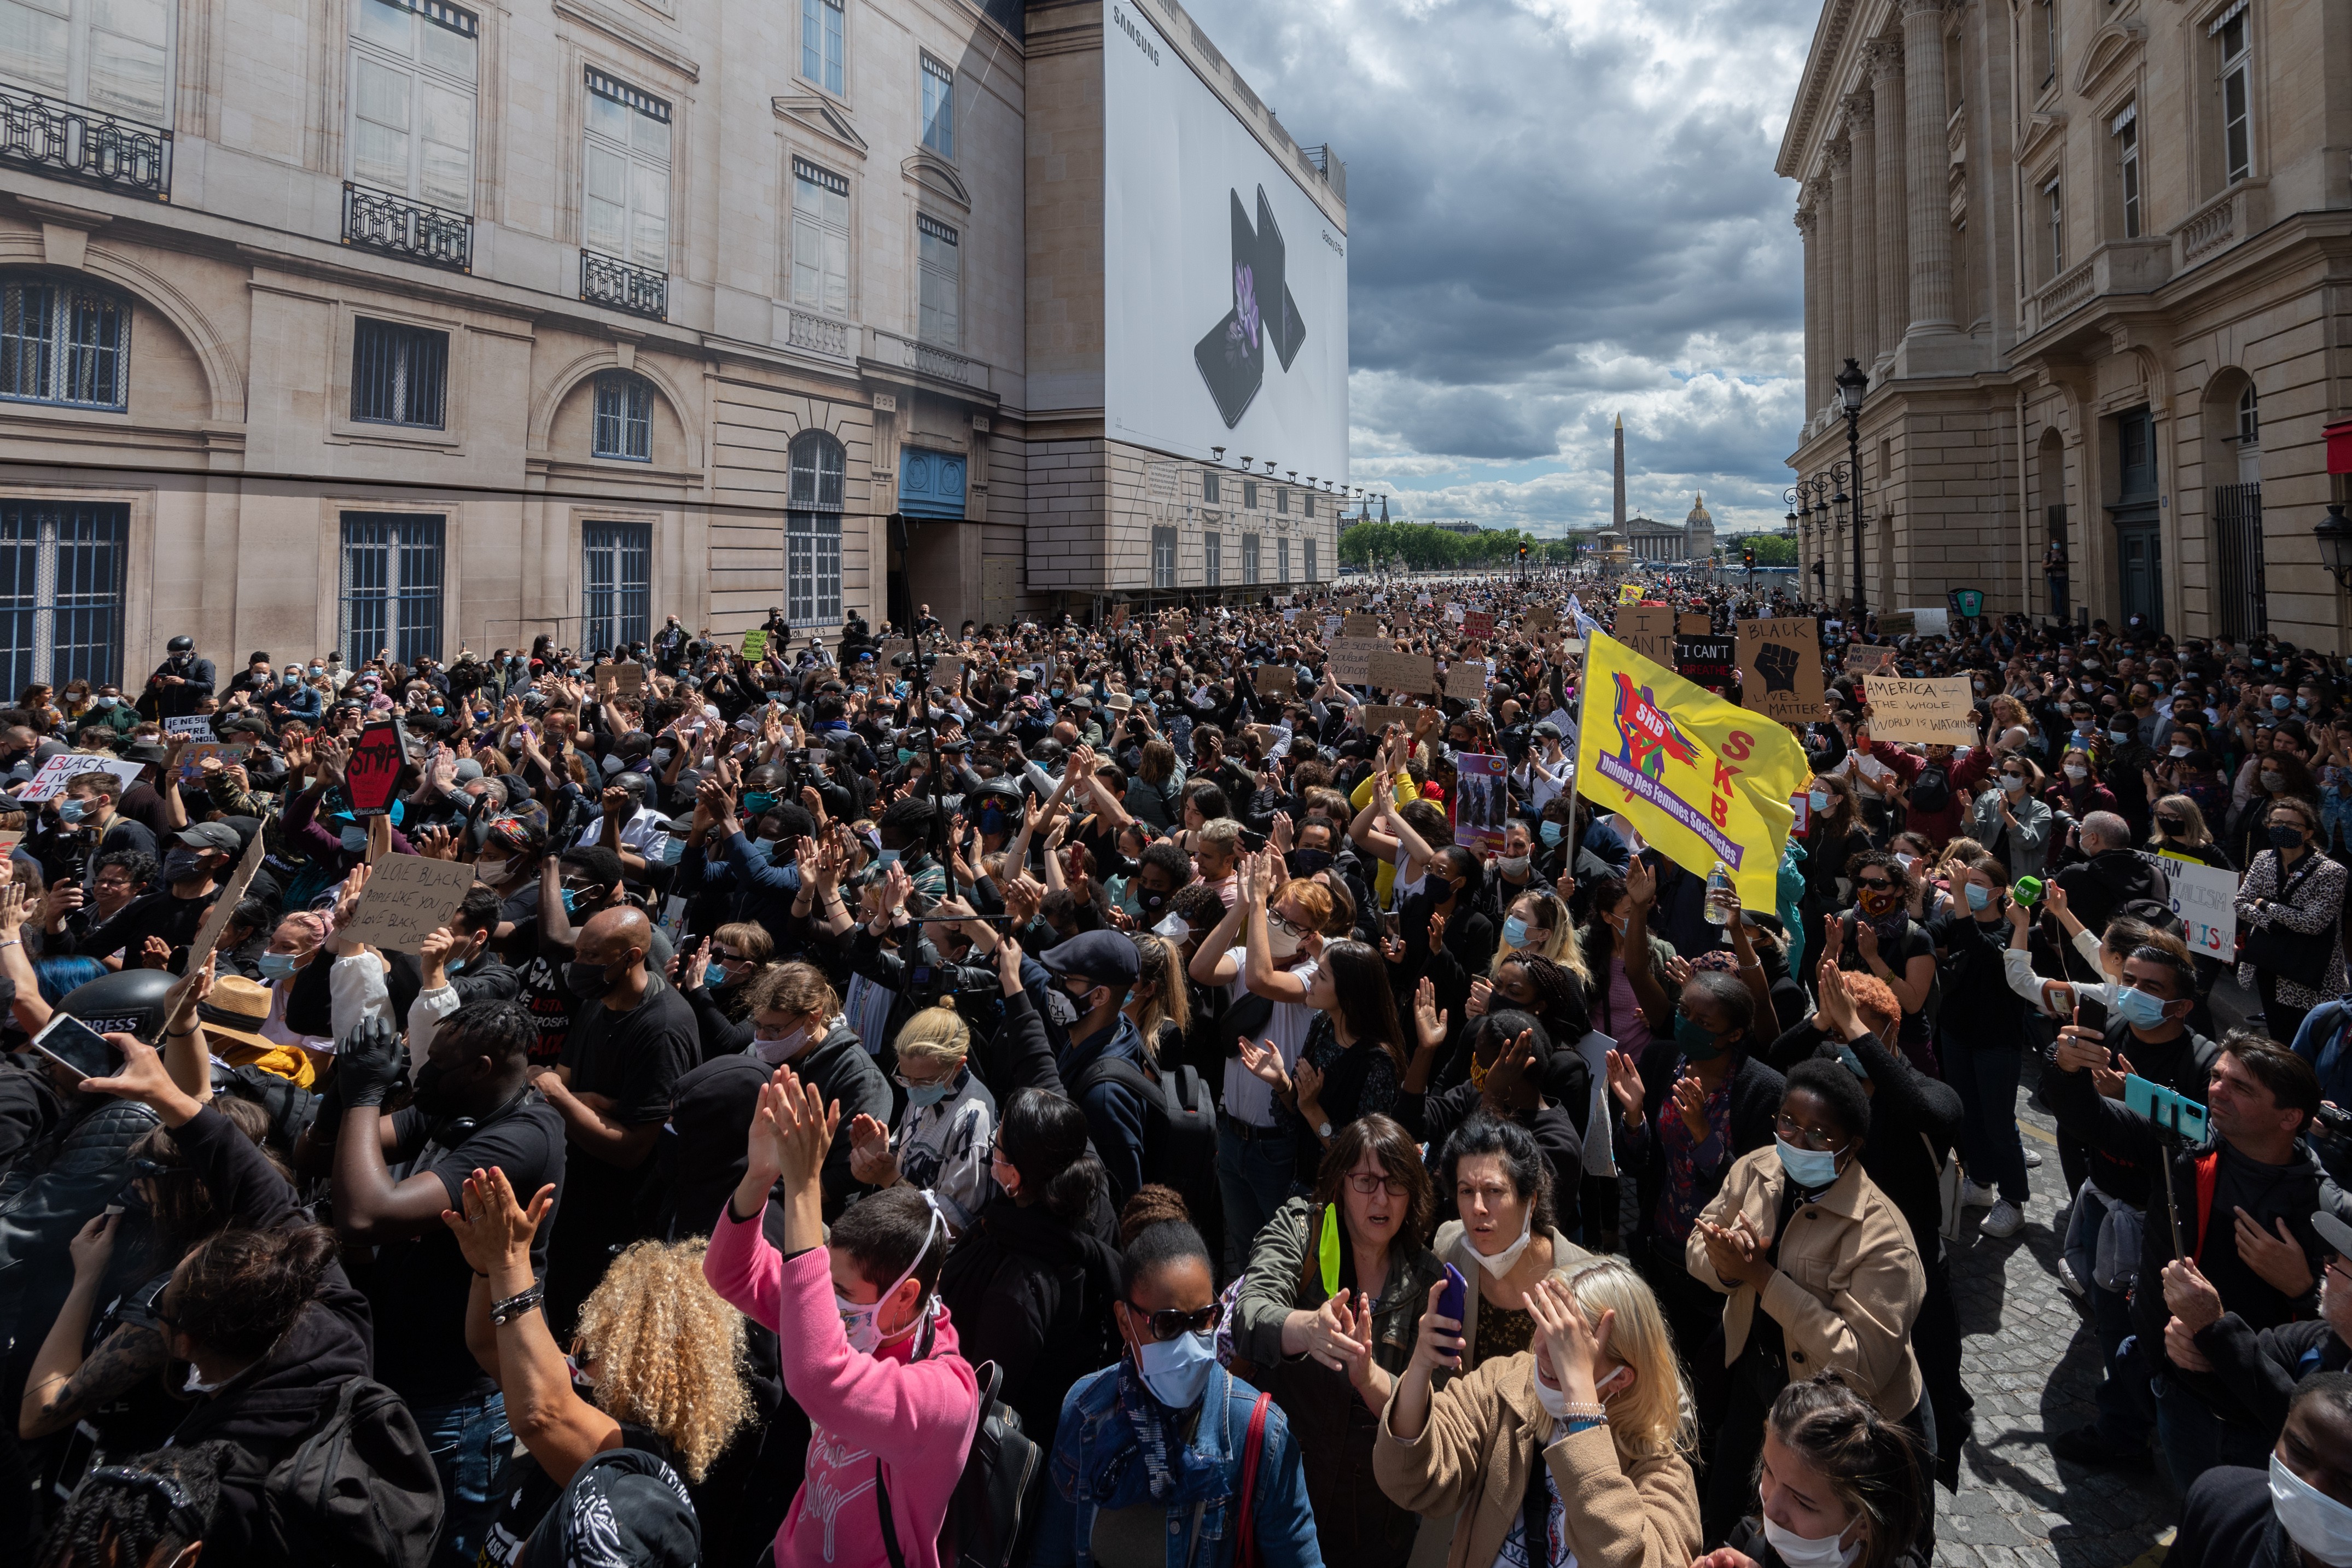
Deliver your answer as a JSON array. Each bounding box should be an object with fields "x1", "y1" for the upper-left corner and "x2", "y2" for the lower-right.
[{"x1": 1316, "y1": 1120, "x2": 1334, "y2": 1140}]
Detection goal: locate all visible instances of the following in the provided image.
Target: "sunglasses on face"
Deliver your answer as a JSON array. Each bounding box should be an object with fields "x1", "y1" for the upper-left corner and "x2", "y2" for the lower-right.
[
  {"x1": 1855, "y1": 876, "x2": 1895, "y2": 891},
  {"x1": 1125, "y1": 1299, "x2": 1221, "y2": 1340}
]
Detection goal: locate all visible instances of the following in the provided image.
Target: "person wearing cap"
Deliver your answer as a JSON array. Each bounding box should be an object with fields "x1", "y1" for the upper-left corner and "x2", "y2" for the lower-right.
[
  {"x1": 1040, "y1": 928, "x2": 1152, "y2": 1205},
  {"x1": 139, "y1": 635, "x2": 214, "y2": 721},
  {"x1": 46, "y1": 819, "x2": 237, "y2": 972}
]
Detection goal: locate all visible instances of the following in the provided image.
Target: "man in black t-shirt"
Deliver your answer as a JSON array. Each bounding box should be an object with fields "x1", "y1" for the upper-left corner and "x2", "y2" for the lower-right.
[
  {"x1": 304, "y1": 1000, "x2": 565, "y2": 1568},
  {"x1": 539, "y1": 905, "x2": 697, "y2": 1332}
]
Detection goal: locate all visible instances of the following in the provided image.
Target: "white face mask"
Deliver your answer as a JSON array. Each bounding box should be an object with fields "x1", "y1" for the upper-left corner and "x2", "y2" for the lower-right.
[
  {"x1": 1761, "y1": 1512, "x2": 1863, "y2": 1568},
  {"x1": 2271, "y1": 1454, "x2": 2352, "y2": 1567},
  {"x1": 1265, "y1": 920, "x2": 1303, "y2": 961},
  {"x1": 752, "y1": 1023, "x2": 815, "y2": 1065},
  {"x1": 836, "y1": 1197, "x2": 944, "y2": 1355},
  {"x1": 1470, "y1": 1204, "x2": 1535, "y2": 1275}
]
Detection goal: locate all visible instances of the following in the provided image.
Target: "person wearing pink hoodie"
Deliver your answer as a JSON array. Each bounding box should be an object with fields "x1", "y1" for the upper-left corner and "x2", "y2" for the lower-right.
[{"x1": 704, "y1": 1065, "x2": 981, "y2": 1568}]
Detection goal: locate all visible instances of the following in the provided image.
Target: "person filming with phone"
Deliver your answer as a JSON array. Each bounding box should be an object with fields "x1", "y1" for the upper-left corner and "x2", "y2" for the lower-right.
[{"x1": 2045, "y1": 1006, "x2": 2346, "y2": 1482}]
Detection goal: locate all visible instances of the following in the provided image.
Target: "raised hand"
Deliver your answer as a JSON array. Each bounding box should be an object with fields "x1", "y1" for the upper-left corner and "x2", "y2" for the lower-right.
[
  {"x1": 1605, "y1": 1048, "x2": 1645, "y2": 1126},
  {"x1": 440, "y1": 1165, "x2": 556, "y2": 1277},
  {"x1": 1413, "y1": 976, "x2": 1448, "y2": 1053},
  {"x1": 1237, "y1": 1037, "x2": 1293, "y2": 1098},
  {"x1": 846, "y1": 1112, "x2": 900, "y2": 1187}
]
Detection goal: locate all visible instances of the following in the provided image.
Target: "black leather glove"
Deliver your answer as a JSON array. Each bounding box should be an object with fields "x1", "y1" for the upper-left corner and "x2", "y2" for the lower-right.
[{"x1": 336, "y1": 1015, "x2": 405, "y2": 1109}]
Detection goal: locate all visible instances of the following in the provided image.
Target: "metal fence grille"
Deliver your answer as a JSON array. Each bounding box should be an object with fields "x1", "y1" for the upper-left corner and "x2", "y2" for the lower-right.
[
  {"x1": 581, "y1": 522, "x2": 651, "y2": 651},
  {"x1": 351, "y1": 319, "x2": 448, "y2": 427},
  {"x1": 0, "y1": 500, "x2": 125, "y2": 692},
  {"x1": 2, "y1": 278, "x2": 128, "y2": 408},
  {"x1": 2212, "y1": 482, "x2": 2267, "y2": 638},
  {"x1": 787, "y1": 514, "x2": 840, "y2": 627},
  {"x1": 340, "y1": 512, "x2": 444, "y2": 666}
]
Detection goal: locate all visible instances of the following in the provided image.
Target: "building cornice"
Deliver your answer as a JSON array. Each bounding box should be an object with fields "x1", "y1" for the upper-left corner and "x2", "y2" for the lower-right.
[{"x1": 1778, "y1": 0, "x2": 1871, "y2": 180}]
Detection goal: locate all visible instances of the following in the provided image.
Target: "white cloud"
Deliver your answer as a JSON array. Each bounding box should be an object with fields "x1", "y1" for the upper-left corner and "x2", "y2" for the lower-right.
[{"x1": 1178, "y1": 0, "x2": 1815, "y2": 533}]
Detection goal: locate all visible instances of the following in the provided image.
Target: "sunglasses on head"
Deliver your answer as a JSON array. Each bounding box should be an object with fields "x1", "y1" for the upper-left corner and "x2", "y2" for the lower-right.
[{"x1": 1125, "y1": 1299, "x2": 1221, "y2": 1339}]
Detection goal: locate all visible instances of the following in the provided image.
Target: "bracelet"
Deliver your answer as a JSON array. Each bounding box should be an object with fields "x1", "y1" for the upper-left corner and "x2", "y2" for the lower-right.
[
  {"x1": 1553, "y1": 1401, "x2": 1609, "y2": 1423},
  {"x1": 166, "y1": 1025, "x2": 199, "y2": 1039},
  {"x1": 1563, "y1": 1415, "x2": 1610, "y2": 1436},
  {"x1": 490, "y1": 1285, "x2": 544, "y2": 1326}
]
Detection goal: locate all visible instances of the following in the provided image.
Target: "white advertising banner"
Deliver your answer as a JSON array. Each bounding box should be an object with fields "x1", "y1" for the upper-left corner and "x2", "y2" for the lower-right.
[{"x1": 1103, "y1": 0, "x2": 1349, "y2": 485}]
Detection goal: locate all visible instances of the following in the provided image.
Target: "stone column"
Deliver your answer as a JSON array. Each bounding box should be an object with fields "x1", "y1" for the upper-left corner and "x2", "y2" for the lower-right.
[
  {"x1": 1843, "y1": 91, "x2": 1877, "y2": 371},
  {"x1": 1900, "y1": 0, "x2": 1955, "y2": 333},
  {"x1": 1866, "y1": 39, "x2": 1909, "y2": 368},
  {"x1": 1796, "y1": 204, "x2": 1820, "y2": 415},
  {"x1": 1824, "y1": 147, "x2": 1852, "y2": 412}
]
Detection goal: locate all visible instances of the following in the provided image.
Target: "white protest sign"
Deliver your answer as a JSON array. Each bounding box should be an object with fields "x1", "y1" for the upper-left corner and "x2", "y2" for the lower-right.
[
  {"x1": 2160, "y1": 852, "x2": 2238, "y2": 963},
  {"x1": 338, "y1": 854, "x2": 480, "y2": 954},
  {"x1": 1861, "y1": 675, "x2": 1977, "y2": 746},
  {"x1": 165, "y1": 716, "x2": 216, "y2": 742},
  {"x1": 15, "y1": 754, "x2": 145, "y2": 803}
]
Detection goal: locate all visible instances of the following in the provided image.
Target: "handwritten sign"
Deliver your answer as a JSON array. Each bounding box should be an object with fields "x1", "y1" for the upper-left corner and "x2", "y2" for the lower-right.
[
  {"x1": 1843, "y1": 644, "x2": 1900, "y2": 675},
  {"x1": 1343, "y1": 613, "x2": 1382, "y2": 638},
  {"x1": 185, "y1": 820, "x2": 271, "y2": 970},
  {"x1": 1679, "y1": 613, "x2": 1713, "y2": 637},
  {"x1": 1359, "y1": 704, "x2": 1426, "y2": 736},
  {"x1": 1462, "y1": 610, "x2": 1495, "y2": 640},
  {"x1": 1369, "y1": 649, "x2": 1439, "y2": 696},
  {"x1": 1861, "y1": 675, "x2": 1978, "y2": 746},
  {"x1": 1522, "y1": 607, "x2": 1558, "y2": 635},
  {"x1": 1329, "y1": 639, "x2": 1377, "y2": 686},
  {"x1": 1614, "y1": 606, "x2": 1676, "y2": 666},
  {"x1": 740, "y1": 629, "x2": 768, "y2": 662},
  {"x1": 1876, "y1": 611, "x2": 1917, "y2": 637},
  {"x1": 15, "y1": 755, "x2": 145, "y2": 803},
  {"x1": 1675, "y1": 636, "x2": 1738, "y2": 691},
  {"x1": 164, "y1": 715, "x2": 215, "y2": 742},
  {"x1": 929, "y1": 656, "x2": 965, "y2": 692},
  {"x1": 2159, "y1": 852, "x2": 2238, "y2": 962},
  {"x1": 1735, "y1": 617, "x2": 1825, "y2": 724},
  {"x1": 345, "y1": 721, "x2": 409, "y2": 816},
  {"x1": 1322, "y1": 616, "x2": 1342, "y2": 640},
  {"x1": 1445, "y1": 660, "x2": 1489, "y2": 703},
  {"x1": 338, "y1": 853, "x2": 481, "y2": 954},
  {"x1": 594, "y1": 662, "x2": 645, "y2": 698},
  {"x1": 1253, "y1": 664, "x2": 1299, "y2": 700}
]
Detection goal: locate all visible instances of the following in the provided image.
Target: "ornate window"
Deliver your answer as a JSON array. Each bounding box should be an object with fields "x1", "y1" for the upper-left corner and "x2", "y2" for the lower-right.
[
  {"x1": 791, "y1": 159, "x2": 849, "y2": 318},
  {"x1": 0, "y1": 273, "x2": 127, "y2": 409},
  {"x1": 787, "y1": 430, "x2": 844, "y2": 627},
  {"x1": 347, "y1": 0, "x2": 475, "y2": 213}
]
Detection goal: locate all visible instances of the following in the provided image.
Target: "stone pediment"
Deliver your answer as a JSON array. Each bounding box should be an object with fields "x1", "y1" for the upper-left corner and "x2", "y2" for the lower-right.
[
  {"x1": 901, "y1": 151, "x2": 970, "y2": 212},
  {"x1": 2072, "y1": 22, "x2": 2146, "y2": 100},
  {"x1": 772, "y1": 95, "x2": 868, "y2": 160}
]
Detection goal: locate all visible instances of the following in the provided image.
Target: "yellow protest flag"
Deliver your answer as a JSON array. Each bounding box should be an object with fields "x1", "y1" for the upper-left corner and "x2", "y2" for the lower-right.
[
  {"x1": 1617, "y1": 582, "x2": 1642, "y2": 605},
  {"x1": 1574, "y1": 629, "x2": 1809, "y2": 911}
]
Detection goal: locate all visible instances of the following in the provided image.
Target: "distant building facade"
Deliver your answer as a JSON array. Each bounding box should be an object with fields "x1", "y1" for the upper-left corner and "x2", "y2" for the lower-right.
[{"x1": 1782, "y1": 0, "x2": 2351, "y2": 640}]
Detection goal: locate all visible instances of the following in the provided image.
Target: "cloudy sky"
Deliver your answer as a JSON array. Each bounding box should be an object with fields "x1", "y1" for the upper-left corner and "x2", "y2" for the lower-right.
[{"x1": 1180, "y1": 0, "x2": 1818, "y2": 539}]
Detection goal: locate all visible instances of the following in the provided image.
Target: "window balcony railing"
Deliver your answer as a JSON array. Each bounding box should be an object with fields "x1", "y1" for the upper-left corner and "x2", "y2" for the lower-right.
[
  {"x1": 580, "y1": 252, "x2": 668, "y2": 320},
  {"x1": 341, "y1": 183, "x2": 471, "y2": 272},
  {"x1": 0, "y1": 85, "x2": 170, "y2": 199},
  {"x1": 785, "y1": 308, "x2": 850, "y2": 359}
]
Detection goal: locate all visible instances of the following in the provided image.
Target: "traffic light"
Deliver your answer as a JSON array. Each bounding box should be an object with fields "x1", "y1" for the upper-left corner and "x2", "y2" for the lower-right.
[
  {"x1": 1741, "y1": 543, "x2": 1756, "y2": 569},
  {"x1": 1517, "y1": 543, "x2": 1529, "y2": 561}
]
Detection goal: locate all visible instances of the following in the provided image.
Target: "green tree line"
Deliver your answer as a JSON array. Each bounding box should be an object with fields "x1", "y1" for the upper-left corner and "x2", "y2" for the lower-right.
[{"x1": 1336, "y1": 522, "x2": 1582, "y2": 571}]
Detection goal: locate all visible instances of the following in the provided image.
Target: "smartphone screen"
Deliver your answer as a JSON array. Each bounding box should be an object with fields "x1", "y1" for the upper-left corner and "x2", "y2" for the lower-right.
[
  {"x1": 31, "y1": 1014, "x2": 123, "y2": 1082},
  {"x1": 2072, "y1": 993, "x2": 2109, "y2": 1037}
]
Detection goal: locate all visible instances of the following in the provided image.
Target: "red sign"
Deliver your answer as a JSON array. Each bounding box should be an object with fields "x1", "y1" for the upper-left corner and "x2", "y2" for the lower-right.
[{"x1": 345, "y1": 721, "x2": 409, "y2": 815}]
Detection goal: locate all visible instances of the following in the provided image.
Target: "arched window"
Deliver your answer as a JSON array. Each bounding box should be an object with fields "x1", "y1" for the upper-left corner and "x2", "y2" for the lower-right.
[
  {"x1": 592, "y1": 369, "x2": 653, "y2": 461},
  {"x1": 1, "y1": 274, "x2": 130, "y2": 410},
  {"x1": 787, "y1": 430, "x2": 844, "y2": 628}
]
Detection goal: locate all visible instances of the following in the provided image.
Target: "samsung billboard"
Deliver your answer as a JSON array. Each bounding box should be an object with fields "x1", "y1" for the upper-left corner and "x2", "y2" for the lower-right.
[{"x1": 1103, "y1": 0, "x2": 1349, "y2": 489}]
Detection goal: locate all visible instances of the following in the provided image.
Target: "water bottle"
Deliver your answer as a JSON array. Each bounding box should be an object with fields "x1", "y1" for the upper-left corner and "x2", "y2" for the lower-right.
[{"x1": 1703, "y1": 860, "x2": 1733, "y2": 925}]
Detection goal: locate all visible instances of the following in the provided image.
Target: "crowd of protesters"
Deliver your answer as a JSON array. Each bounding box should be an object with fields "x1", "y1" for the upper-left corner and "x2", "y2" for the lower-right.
[{"x1": 0, "y1": 575, "x2": 2347, "y2": 1568}]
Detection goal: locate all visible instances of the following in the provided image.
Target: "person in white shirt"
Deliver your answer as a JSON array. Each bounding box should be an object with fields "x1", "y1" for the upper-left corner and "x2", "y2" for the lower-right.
[{"x1": 571, "y1": 771, "x2": 669, "y2": 875}]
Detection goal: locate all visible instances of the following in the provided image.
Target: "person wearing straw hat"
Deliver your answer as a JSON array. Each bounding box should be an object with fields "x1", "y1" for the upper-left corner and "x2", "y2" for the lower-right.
[{"x1": 195, "y1": 972, "x2": 317, "y2": 1086}]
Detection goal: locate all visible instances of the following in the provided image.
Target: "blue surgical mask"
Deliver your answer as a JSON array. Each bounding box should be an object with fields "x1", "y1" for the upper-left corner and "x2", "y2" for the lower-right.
[
  {"x1": 56, "y1": 798, "x2": 86, "y2": 824},
  {"x1": 340, "y1": 825, "x2": 368, "y2": 853},
  {"x1": 2113, "y1": 985, "x2": 2170, "y2": 1029},
  {"x1": 1133, "y1": 1328, "x2": 1218, "y2": 1410},
  {"x1": 1808, "y1": 787, "x2": 1830, "y2": 811},
  {"x1": 705, "y1": 963, "x2": 728, "y2": 988},
  {"x1": 1964, "y1": 882, "x2": 1992, "y2": 911},
  {"x1": 2273, "y1": 694, "x2": 2292, "y2": 712},
  {"x1": 561, "y1": 888, "x2": 584, "y2": 915},
  {"x1": 1503, "y1": 916, "x2": 1531, "y2": 949},
  {"x1": 877, "y1": 847, "x2": 902, "y2": 866},
  {"x1": 660, "y1": 836, "x2": 686, "y2": 866},
  {"x1": 897, "y1": 748, "x2": 917, "y2": 766},
  {"x1": 1774, "y1": 1135, "x2": 1841, "y2": 1191},
  {"x1": 257, "y1": 950, "x2": 300, "y2": 980},
  {"x1": 904, "y1": 1079, "x2": 952, "y2": 1110},
  {"x1": 1539, "y1": 820, "x2": 1564, "y2": 847}
]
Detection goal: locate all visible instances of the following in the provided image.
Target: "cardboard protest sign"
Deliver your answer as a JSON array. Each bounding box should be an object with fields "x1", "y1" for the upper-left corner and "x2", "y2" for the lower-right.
[
  {"x1": 1359, "y1": 704, "x2": 1425, "y2": 736},
  {"x1": 1679, "y1": 613, "x2": 1713, "y2": 637},
  {"x1": 1445, "y1": 660, "x2": 1489, "y2": 703},
  {"x1": 1322, "y1": 616, "x2": 1342, "y2": 639},
  {"x1": 185, "y1": 820, "x2": 272, "y2": 968},
  {"x1": 1674, "y1": 636, "x2": 1738, "y2": 692},
  {"x1": 1861, "y1": 675, "x2": 1978, "y2": 745},
  {"x1": 1876, "y1": 611, "x2": 1917, "y2": 637},
  {"x1": 345, "y1": 721, "x2": 409, "y2": 816},
  {"x1": 1843, "y1": 644, "x2": 1900, "y2": 675},
  {"x1": 338, "y1": 853, "x2": 481, "y2": 954},
  {"x1": 1614, "y1": 606, "x2": 1677, "y2": 666},
  {"x1": 878, "y1": 639, "x2": 913, "y2": 669},
  {"x1": 1369, "y1": 649, "x2": 1439, "y2": 695},
  {"x1": 16, "y1": 755, "x2": 144, "y2": 803},
  {"x1": 1328, "y1": 639, "x2": 1377, "y2": 686},
  {"x1": 1523, "y1": 606, "x2": 1558, "y2": 634},
  {"x1": 1414, "y1": 593, "x2": 1433, "y2": 608},
  {"x1": 1573, "y1": 631, "x2": 1809, "y2": 911},
  {"x1": 1343, "y1": 613, "x2": 1381, "y2": 637},
  {"x1": 929, "y1": 656, "x2": 965, "y2": 691},
  {"x1": 595, "y1": 663, "x2": 646, "y2": 698},
  {"x1": 164, "y1": 715, "x2": 215, "y2": 742},
  {"x1": 1898, "y1": 607, "x2": 1950, "y2": 637},
  {"x1": 1462, "y1": 610, "x2": 1495, "y2": 640},
  {"x1": 1453, "y1": 753, "x2": 1509, "y2": 854},
  {"x1": 1253, "y1": 664, "x2": 1300, "y2": 700},
  {"x1": 740, "y1": 629, "x2": 767, "y2": 661},
  {"x1": 2160, "y1": 852, "x2": 2238, "y2": 961},
  {"x1": 1734, "y1": 617, "x2": 1825, "y2": 725}
]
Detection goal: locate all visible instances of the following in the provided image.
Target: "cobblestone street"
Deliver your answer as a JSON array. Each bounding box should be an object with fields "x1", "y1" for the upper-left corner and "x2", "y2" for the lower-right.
[{"x1": 1935, "y1": 1052, "x2": 2175, "y2": 1568}]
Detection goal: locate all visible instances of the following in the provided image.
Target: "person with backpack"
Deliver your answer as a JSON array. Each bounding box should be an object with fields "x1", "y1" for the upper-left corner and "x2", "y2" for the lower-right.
[
  {"x1": 1855, "y1": 729, "x2": 1990, "y2": 852},
  {"x1": 1033, "y1": 1189, "x2": 1323, "y2": 1568},
  {"x1": 79, "y1": 1036, "x2": 441, "y2": 1567},
  {"x1": 703, "y1": 1064, "x2": 981, "y2": 1568},
  {"x1": 1040, "y1": 929, "x2": 1154, "y2": 1206}
]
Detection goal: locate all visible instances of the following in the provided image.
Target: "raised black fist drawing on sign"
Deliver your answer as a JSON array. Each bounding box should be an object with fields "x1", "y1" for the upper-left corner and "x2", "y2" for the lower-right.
[{"x1": 1755, "y1": 642, "x2": 1802, "y2": 696}]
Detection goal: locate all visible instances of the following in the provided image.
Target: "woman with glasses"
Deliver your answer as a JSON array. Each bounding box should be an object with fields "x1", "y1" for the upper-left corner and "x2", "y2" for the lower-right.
[
  {"x1": 1034, "y1": 1188, "x2": 1323, "y2": 1568},
  {"x1": 1231, "y1": 1115, "x2": 1445, "y2": 1567},
  {"x1": 1375, "y1": 1257, "x2": 1701, "y2": 1568},
  {"x1": 1963, "y1": 755, "x2": 2051, "y2": 881},
  {"x1": 1687, "y1": 1061, "x2": 1927, "y2": 1549},
  {"x1": 842, "y1": 1003, "x2": 997, "y2": 1233}
]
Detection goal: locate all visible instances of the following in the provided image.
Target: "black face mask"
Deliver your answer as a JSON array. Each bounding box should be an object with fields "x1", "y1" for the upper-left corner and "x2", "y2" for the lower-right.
[
  {"x1": 1288, "y1": 848, "x2": 1334, "y2": 876},
  {"x1": 162, "y1": 848, "x2": 208, "y2": 884},
  {"x1": 564, "y1": 958, "x2": 618, "y2": 999},
  {"x1": 411, "y1": 1058, "x2": 457, "y2": 1120}
]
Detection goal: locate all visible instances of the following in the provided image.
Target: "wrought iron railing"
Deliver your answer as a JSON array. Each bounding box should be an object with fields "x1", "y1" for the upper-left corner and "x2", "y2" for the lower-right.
[
  {"x1": 0, "y1": 85, "x2": 170, "y2": 199},
  {"x1": 580, "y1": 252, "x2": 667, "y2": 319},
  {"x1": 341, "y1": 183, "x2": 471, "y2": 272},
  {"x1": 2213, "y1": 482, "x2": 2267, "y2": 638}
]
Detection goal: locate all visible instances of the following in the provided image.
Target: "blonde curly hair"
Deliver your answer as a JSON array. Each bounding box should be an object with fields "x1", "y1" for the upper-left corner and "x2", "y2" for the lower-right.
[{"x1": 572, "y1": 1238, "x2": 752, "y2": 1482}]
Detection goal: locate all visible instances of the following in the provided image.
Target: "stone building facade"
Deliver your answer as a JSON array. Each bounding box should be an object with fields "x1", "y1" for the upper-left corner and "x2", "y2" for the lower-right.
[
  {"x1": 0, "y1": 0, "x2": 1336, "y2": 692},
  {"x1": 1782, "y1": 0, "x2": 2352, "y2": 643}
]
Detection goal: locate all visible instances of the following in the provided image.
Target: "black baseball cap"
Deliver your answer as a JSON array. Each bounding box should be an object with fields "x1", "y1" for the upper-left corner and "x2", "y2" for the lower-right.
[{"x1": 1040, "y1": 930, "x2": 1140, "y2": 990}]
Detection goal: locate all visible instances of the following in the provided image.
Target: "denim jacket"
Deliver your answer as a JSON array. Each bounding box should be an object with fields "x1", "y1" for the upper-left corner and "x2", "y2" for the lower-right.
[{"x1": 1033, "y1": 1360, "x2": 1324, "y2": 1568}]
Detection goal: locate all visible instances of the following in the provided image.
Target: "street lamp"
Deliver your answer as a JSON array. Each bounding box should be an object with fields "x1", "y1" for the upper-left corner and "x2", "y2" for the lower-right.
[
  {"x1": 1836, "y1": 357, "x2": 1869, "y2": 619},
  {"x1": 2316, "y1": 503, "x2": 2352, "y2": 589}
]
